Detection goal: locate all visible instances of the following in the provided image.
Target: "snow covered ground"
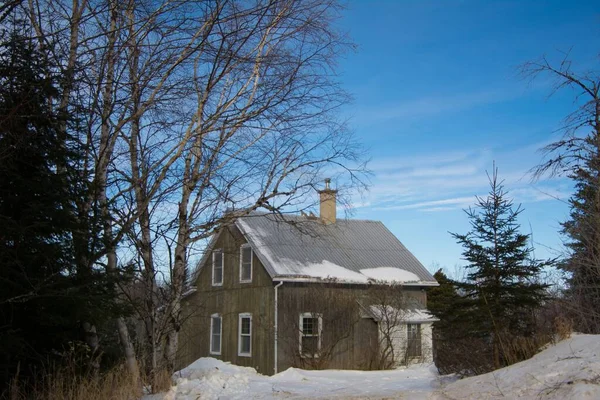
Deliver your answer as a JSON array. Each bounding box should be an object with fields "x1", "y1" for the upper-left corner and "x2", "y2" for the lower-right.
[
  {"x1": 144, "y1": 335, "x2": 600, "y2": 399},
  {"x1": 442, "y1": 334, "x2": 600, "y2": 399}
]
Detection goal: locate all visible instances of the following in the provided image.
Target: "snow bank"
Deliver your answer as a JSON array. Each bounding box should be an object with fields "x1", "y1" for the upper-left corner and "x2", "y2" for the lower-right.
[
  {"x1": 144, "y1": 335, "x2": 600, "y2": 399},
  {"x1": 442, "y1": 334, "x2": 600, "y2": 399},
  {"x1": 174, "y1": 357, "x2": 258, "y2": 380},
  {"x1": 145, "y1": 359, "x2": 442, "y2": 399},
  {"x1": 161, "y1": 358, "x2": 259, "y2": 400}
]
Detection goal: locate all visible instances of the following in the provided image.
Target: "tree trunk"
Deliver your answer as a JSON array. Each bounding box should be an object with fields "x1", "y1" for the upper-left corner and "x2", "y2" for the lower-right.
[
  {"x1": 163, "y1": 192, "x2": 190, "y2": 372},
  {"x1": 97, "y1": 0, "x2": 140, "y2": 381},
  {"x1": 126, "y1": 0, "x2": 157, "y2": 381}
]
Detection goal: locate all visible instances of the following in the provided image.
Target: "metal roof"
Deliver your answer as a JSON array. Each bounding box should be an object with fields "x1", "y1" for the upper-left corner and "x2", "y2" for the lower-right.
[{"x1": 235, "y1": 213, "x2": 437, "y2": 285}]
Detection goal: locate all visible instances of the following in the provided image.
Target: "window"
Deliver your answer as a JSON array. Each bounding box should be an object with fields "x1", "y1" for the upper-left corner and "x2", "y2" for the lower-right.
[
  {"x1": 299, "y1": 312, "x2": 322, "y2": 357},
  {"x1": 240, "y1": 244, "x2": 252, "y2": 283},
  {"x1": 212, "y1": 249, "x2": 223, "y2": 286},
  {"x1": 210, "y1": 314, "x2": 222, "y2": 355},
  {"x1": 406, "y1": 323, "x2": 422, "y2": 358},
  {"x1": 238, "y1": 313, "x2": 252, "y2": 357}
]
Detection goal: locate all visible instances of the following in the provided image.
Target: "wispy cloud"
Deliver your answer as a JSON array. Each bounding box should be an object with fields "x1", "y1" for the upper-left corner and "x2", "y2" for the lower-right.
[
  {"x1": 373, "y1": 196, "x2": 477, "y2": 211},
  {"x1": 354, "y1": 87, "x2": 520, "y2": 125},
  {"x1": 353, "y1": 145, "x2": 570, "y2": 214}
]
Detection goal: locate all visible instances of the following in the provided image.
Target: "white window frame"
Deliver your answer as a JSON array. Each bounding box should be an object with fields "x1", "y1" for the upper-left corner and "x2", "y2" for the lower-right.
[
  {"x1": 299, "y1": 312, "x2": 322, "y2": 358},
  {"x1": 239, "y1": 244, "x2": 253, "y2": 283},
  {"x1": 210, "y1": 313, "x2": 222, "y2": 355},
  {"x1": 238, "y1": 313, "x2": 252, "y2": 357},
  {"x1": 212, "y1": 249, "x2": 223, "y2": 286}
]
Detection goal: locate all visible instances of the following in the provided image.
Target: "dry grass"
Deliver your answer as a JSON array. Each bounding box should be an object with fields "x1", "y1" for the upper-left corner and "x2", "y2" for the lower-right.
[
  {"x1": 5, "y1": 365, "x2": 143, "y2": 400},
  {"x1": 149, "y1": 369, "x2": 172, "y2": 394},
  {"x1": 500, "y1": 332, "x2": 553, "y2": 366},
  {"x1": 554, "y1": 315, "x2": 573, "y2": 341}
]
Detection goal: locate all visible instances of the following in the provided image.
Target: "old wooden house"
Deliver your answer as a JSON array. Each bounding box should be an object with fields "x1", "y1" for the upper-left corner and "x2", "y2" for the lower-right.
[{"x1": 176, "y1": 183, "x2": 438, "y2": 375}]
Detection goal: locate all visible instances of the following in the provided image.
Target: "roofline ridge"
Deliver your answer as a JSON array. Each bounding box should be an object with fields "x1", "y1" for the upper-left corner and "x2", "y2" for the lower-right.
[{"x1": 239, "y1": 212, "x2": 383, "y2": 224}]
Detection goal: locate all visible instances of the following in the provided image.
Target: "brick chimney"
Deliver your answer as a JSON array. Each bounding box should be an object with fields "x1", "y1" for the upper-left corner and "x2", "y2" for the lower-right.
[{"x1": 318, "y1": 178, "x2": 337, "y2": 224}]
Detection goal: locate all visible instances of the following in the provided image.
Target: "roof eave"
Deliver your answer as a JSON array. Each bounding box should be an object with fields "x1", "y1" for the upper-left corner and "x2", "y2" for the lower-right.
[{"x1": 272, "y1": 276, "x2": 439, "y2": 286}]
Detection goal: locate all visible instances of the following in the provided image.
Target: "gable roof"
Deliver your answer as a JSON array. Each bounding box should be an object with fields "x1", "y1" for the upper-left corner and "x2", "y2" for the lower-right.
[{"x1": 234, "y1": 213, "x2": 437, "y2": 286}]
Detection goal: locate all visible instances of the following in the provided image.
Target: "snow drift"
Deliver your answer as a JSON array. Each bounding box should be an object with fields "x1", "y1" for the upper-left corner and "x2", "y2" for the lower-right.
[
  {"x1": 144, "y1": 335, "x2": 600, "y2": 399},
  {"x1": 441, "y1": 334, "x2": 600, "y2": 399}
]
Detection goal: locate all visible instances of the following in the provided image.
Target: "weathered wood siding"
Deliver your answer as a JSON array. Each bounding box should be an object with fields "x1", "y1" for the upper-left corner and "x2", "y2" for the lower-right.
[
  {"x1": 276, "y1": 283, "x2": 426, "y2": 372},
  {"x1": 176, "y1": 225, "x2": 275, "y2": 375}
]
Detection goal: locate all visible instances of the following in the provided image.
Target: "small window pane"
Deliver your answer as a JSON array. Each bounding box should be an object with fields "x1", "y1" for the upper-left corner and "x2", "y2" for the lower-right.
[
  {"x1": 302, "y1": 336, "x2": 318, "y2": 355},
  {"x1": 241, "y1": 335, "x2": 251, "y2": 354},
  {"x1": 214, "y1": 266, "x2": 222, "y2": 284},
  {"x1": 211, "y1": 334, "x2": 221, "y2": 353},
  {"x1": 241, "y1": 317, "x2": 250, "y2": 335},
  {"x1": 303, "y1": 318, "x2": 316, "y2": 335},
  {"x1": 214, "y1": 251, "x2": 222, "y2": 266},
  {"x1": 242, "y1": 247, "x2": 252, "y2": 264},
  {"x1": 212, "y1": 316, "x2": 221, "y2": 333}
]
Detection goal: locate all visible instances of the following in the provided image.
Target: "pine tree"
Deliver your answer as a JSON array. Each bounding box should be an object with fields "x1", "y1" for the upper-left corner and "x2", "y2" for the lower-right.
[
  {"x1": 427, "y1": 269, "x2": 460, "y2": 325},
  {"x1": 427, "y1": 269, "x2": 463, "y2": 373},
  {"x1": 560, "y1": 136, "x2": 600, "y2": 333},
  {"x1": 0, "y1": 25, "x2": 119, "y2": 389},
  {"x1": 521, "y1": 55, "x2": 600, "y2": 334},
  {"x1": 450, "y1": 168, "x2": 550, "y2": 368}
]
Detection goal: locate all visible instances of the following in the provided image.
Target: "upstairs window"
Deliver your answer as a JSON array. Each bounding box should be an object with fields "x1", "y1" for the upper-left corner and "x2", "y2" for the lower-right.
[
  {"x1": 212, "y1": 249, "x2": 223, "y2": 286},
  {"x1": 299, "y1": 312, "x2": 322, "y2": 357},
  {"x1": 240, "y1": 244, "x2": 252, "y2": 283},
  {"x1": 210, "y1": 313, "x2": 222, "y2": 355},
  {"x1": 238, "y1": 313, "x2": 252, "y2": 357}
]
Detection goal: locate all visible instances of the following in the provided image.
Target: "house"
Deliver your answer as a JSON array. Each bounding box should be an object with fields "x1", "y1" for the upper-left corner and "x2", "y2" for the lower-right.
[{"x1": 176, "y1": 182, "x2": 438, "y2": 375}]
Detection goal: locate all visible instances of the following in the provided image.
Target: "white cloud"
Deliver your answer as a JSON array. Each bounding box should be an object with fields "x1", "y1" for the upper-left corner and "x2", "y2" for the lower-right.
[
  {"x1": 352, "y1": 146, "x2": 570, "y2": 214},
  {"x1": 373, "y1": 196, "x2": 478, "y2": 211},
  {"x1": 353, "y1": 88, "x2": 519, "y2": 125}
]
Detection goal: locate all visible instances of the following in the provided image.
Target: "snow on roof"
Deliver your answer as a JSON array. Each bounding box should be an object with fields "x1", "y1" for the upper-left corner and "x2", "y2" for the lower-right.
[
  {"x1": 235, "y1": 213, "x2": 437, "y2": 285},
  {"x1": 366, "y1": 305, "x2": 439, "y2": 323}
]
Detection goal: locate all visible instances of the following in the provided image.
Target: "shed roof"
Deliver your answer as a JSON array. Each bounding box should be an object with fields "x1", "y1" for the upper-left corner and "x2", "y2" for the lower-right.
[
  {"x1": 233, "y1": 213, "x2": 437, "y2": 285},
  {"x1": 365, "y1": 305, "x2": 439, "y2": 323}
]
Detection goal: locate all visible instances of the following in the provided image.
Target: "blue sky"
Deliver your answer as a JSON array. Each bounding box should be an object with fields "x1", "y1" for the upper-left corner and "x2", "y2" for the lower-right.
[{"x1": 337, "y1": 0, "x2": 600, "y2": 275}]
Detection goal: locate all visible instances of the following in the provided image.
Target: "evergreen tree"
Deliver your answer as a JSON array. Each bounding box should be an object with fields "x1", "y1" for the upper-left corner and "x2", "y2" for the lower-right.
[
  {"x1": 427, "y1": 269, "x2": 463, "y2": 373},
  {"x1": 450, "y1": 168, "x2": 550, "y2": 368},
  {"x1": 522, "y1": 54, "x2": 600, "y2": 333},
  {"x1": 427, "y1": 269, "x2": 460, "y2": 326},
  {"x1": 0, "y1": 25, "x2": 118, "y2": 389},
  {"x1": 560, "y1": 136, "x2": 600, "y2": 333}
]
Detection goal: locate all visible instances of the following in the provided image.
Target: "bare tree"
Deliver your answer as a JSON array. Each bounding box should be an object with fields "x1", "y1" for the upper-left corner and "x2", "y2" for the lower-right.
[
  {"x1": 523, "y1": 52, "x2": 600, "y2": 333},
  {"x1": 17, "y1": 0, "x2": 367, "y2": 384},
  {"x1": 114, "y1": 0, "x2": 366, "y2": 376}
]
